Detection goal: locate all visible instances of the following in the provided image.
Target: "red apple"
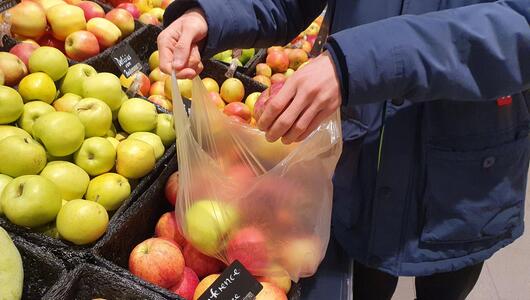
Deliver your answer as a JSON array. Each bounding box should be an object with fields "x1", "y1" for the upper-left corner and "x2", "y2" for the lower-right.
[
  {"x1": 224, "y1": 102, "x2": 251, "y2": 123},
  {"x1": 87, "y1": 17, "x2": 122, "y2": 49},
  {"x1": 256, "y1": 282, "x2": 288, "y2": 300},
  {"x1": 183, "y1": 244, "x2": 224, "y2": 278},
  {"x1": 270, "y1": 73, "x2": 286, "y2": 85},
  {"x1": 253, "y1": 75, "x2": 271, "y2": 88},
  {"x1": 165, "y1": 171, "x2": 179, "y2": 206},
  {"x1": 129, "y1": 238, "x2": 185, "y2": 288},
  {"x1": 227, "y1": 227, "x2": 269, "y2": 275},
  {"x1": 149, "y1": 67, "x2": 168, "y2": 83},
  {"x1": 193, "y1": 274, "x2": 220, "y2": 300},
  {"x1": 254, "y1": 82, "x2": 284, "y2": 121},
  {"x1": 76, "y1": 1, "x2": 105, "y2": 21},
  {"x1": 287, "y1": 49, "x2": 308, "y2": 70},
  {"x1": 267, "y1": 46, "x2": 284, "y2": 55},
  {"x1": 149, "y1": 80, "x2": 165, "y2": 96},
  {"x1": 266, "y1": 51, "x2": 289, "y2": 74},
  {"x1": 155, "y1": 212, "x2": 187, "y2": 249},
  {"x1": 138, "y1": 12, "x2": 160, "y2": 25},
  {"x1": 65, "y1": 30, "x2": 100, "y2": 61},
  {"x1": 0, "y1": 52, "x2": 27, "y2": 86},
  {"x1": 117, "y1": 3, "x2": 141, "y2": 19},
  {"x1": 37, "y1": 34, "x2": 66, "y2": 53},
  {"x1": 207, "y1": 91, "x2": 225, "y2": 110},
  {"x1": 109, "y1": 0, "x2": 130, "y2": 7},
  {"x1": 9, "y1": 42, "x2": 39, "y2": 67},
  {"x1": 255, "y1": 63, "x2": 272, "y2": 77},
  {"x1": 306, "y1": 34, "x2": 317, "y2": 46},
  {"x1": 105, "y1": 8, "x2": 135, "y2": 37},
  {"x1": 120, "y1": 72, "x2": 150, "y2": 96},
  {"x1": 148, "y1": 94, "x2": 173, "y2": 111},
  {"x1": 170, "y1": 267, "x2": 199, "y2": 300}
]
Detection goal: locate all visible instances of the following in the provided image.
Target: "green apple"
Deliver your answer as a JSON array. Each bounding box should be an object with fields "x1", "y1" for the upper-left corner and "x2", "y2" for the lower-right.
[
  {"x1": 240, "y1": 48, "x2": 255, "y2": 65},
  {"x1": 212, "y1": 50, "x2": 232, "y2": 61},
  {"x1": 116, "y1": 139, "x2": 155, "y2": 179},
  {"x1": 153, "y1": 113, "x2": 175, "y2": 146},
  {"x1": 0, "y1": 175, "x2": 62, "y2": 228},
  {"x1": 0, "y1": 86, "x2": 23, "y2": 124},
  {"x1": 118, "y1": 98, "x2": 157, "y2": 133},
  {"x1": 86, "y1": 173, "x2": 131, "y2": 211},
  {"x1": 46, "y1": 152, "x2": 73, "y2": 162},
  {"x1": 128, "y1": 132, "x2": 165, "y2": 160},
  {"x1": 18, "y1": 72, "x2": 57, "y2": 104},
  {"x1": 0, "y1": 174, "x2": 13, "y2": 215},
  {"x1": 0, "y1": 125, "x2": 31, "y2": 141},
  {"x1": 56, "y1": 199, "x2": 109, "y2": 245},
  {"x1": 28, "y1": 46, "x2": 68, "y2": 81},
  {"x1": 52, "y1": 93, "x2": 82, "y2": 112},
  {"x1": 40, "y1": 161, "x2": 90, "y2": 200},
  {"x1": 17, "y1": 101, "x2": 55, "y2": 133},
  {"x1": 185, "y1": 199, "x2": 239, "y2": 255},
  {"x1": 59, "y1": 64, "x2": 97, "y2": 96},
  {"x1": 73, "y1": 98, "x2": 112, "y2": 137},
  {"x1": 106, "y1": 137, "x2": 120, "y2": 150},
  {"x1": 245, "y1": 92, "x2": 261, "y2": 116},
  {"x1": 0, "y1": 136, "x2": 46, "y2": 177},
  {"x1": 82, "y1": 72, "x2": 122, "y2": 110},
  {"x1": 74, "y1": 137, "x2": 116, "y2": 176},
  {"x1": 33, "y1": 112, "x2": 85, "y2": 157}
]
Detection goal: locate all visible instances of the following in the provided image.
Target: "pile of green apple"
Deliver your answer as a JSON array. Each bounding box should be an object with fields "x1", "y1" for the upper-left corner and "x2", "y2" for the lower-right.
[
  {"x1": 0, "y1": 46, "x2": 176, "y2": 245},
  {"x1": 211, "y1": 49, "x2": 256, "y2": 67}
]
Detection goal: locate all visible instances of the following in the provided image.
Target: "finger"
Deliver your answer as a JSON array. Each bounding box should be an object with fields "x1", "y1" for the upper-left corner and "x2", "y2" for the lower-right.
[
  {"x1": 176, "y1": 68, "x2": 198, "y2": 79},
  {"x1": 290, "y1": 108, "x2": 331, "y2": 143},
  {"x1": 257, "y1": 79, "x2": 297, "y2": 132},
  {"x1": 158, "y1": 34, "x2": 174, "y2": 74},
  {"x1": 281, "y1": 102, "x2": 321, "y2": 144},
  {"x1": 265, "y1": 91, "x2": 309, "y2": 142},
  {"x1": 172, "y1": 29, "x2": 195, "y2": 70},
  {"x1": 175, "y1": 47, "x2": 203, "y2": 79}
]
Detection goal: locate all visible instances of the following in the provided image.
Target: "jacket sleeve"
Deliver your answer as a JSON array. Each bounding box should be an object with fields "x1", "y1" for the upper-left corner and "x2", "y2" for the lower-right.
[
  {"x1": 163, "y1": 0, "x2": 326, "y2": 58},
  {"x1": 325, "y1": 0, "x2": 530, "y2": 107}
]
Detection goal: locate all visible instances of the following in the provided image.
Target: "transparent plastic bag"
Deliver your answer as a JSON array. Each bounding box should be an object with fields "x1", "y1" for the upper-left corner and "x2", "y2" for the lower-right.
[{"x1": 171, "y1": 74, "x2": 342, "y2": 281}]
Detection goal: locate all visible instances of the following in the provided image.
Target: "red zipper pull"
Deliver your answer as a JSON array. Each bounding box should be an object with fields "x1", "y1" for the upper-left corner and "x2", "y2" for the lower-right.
[{"x1": 497, "y1": 96, "x2": 512, "y2": 106}]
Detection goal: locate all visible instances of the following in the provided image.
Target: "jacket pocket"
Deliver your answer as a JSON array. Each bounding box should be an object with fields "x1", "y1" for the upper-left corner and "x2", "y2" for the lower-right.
[{"x1": 420, "y1": 136, "x2": 529, "y2": 244}]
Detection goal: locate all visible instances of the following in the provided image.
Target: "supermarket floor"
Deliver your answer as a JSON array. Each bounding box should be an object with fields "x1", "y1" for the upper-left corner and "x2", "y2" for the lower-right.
[{"x1": 392, "y1": 183, "x2": 530, "y2": 300}]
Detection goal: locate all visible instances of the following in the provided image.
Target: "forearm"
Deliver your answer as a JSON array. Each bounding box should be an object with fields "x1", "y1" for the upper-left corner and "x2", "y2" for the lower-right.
[
  {"x1": 326, "y1": 0, "x2": 530, "y2": 107},
  {"x1": 163, "y1": 0, "x2": 326, "y2": 57}
]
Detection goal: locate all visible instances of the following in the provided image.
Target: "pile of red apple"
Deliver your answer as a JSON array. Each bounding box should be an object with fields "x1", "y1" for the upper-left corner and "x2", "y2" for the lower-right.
[
  {"x1": 252, "y1": 16, "x2": 323, "y2": 87},
  {"x1": 128, "y1": 171, "x2": 294, "y2": 300},
  {"x1": 104, "y1": 0, "x2": 174, "y2": 26},
  {"x1": 0, "y1": 46, "x2": 176, "y2": 246},
  {"x1": 6, "y1": 0, "x2": 138, "y2": 61}
]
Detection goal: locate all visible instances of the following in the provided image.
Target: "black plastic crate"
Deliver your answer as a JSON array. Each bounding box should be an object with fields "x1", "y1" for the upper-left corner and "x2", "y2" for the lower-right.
[
  {"x1": 8, "y1": 234, "x2": 67, "y2": 299},
  {"x1": 43, "y1": 263, "x2": 170, "y2": 300},
  {"x1": 93, "y1": 156, "x2": 301, "y2": 299}
]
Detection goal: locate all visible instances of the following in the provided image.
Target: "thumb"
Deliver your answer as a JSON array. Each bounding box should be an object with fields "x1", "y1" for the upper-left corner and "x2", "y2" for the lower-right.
[{"x1": 172, "y1": 30, "x2": 195, "y2": 70}]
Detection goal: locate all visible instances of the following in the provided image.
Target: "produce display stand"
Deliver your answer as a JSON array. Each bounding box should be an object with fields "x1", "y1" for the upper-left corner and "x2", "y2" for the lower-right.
[{"x1": 9, "y1": 234, "x2": 67, "y2": 299}]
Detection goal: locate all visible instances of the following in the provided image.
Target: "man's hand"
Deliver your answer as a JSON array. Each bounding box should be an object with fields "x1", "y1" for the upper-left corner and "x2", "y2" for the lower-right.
[
  {"x1": 257, "y1": 51, "x2": 341, "y2": 144},
  {"x1": 158, "y1": 8, "x2": 208, "y2": 78}
]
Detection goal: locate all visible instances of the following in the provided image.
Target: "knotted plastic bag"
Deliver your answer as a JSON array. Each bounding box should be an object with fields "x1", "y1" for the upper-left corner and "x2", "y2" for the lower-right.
[{"x1": 171, "y1": 74, "x2": 342, "y2": 281}]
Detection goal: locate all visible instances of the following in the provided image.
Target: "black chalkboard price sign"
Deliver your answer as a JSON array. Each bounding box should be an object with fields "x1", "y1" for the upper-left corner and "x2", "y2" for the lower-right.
[
  {"x1": 198, "y1": 260, "x2": 263, "y2": 300},
  {"x1": 110, "y1": 43, "x2": 143, "y2": 78}
]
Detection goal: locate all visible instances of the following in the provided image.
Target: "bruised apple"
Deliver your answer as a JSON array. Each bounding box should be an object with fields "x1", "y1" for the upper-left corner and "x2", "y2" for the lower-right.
[
  {"x1": 129, "y1": 238, "x2": 185, "y2": 288},
  {"x1": 155, "y1": 212, "x2": 187, "y2": 248}
]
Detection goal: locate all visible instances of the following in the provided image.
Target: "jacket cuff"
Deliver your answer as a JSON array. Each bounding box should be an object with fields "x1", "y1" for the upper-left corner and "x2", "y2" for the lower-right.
[
  {"x1": 327, "y1": 20, "x2": 406, "y2": 106},
  {"x1": 324, "y1": 42, "x2": 349, "y2": 107},
  {"x1": 163, "y1": 0, "x2": 201, "y2": 28}
]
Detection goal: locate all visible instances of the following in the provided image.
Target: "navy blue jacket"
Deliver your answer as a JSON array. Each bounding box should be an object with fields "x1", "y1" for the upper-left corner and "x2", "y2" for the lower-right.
[{"x1": 164, "y1": 0, "x2": 530, "y2": 276}]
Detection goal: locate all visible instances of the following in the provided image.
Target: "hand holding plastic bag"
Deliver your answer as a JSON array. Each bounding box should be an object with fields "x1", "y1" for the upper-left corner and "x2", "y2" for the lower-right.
[{"x1": 171, "y1": 73, "x2": 342, "y2": 281}]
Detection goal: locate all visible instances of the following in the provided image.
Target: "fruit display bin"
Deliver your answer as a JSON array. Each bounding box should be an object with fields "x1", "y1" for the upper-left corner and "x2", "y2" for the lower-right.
[
  {"x1": 92, "y1": 156, "x2": 303, "y2": 300},
  {"x1": 0, "y1": 0, "x2": 145, "y2": 64},
  {"x1": 42, "y1": 263, "x2": 171, "y2": 300},
  {"x1": 202, "y1": 58, "x2": 268, "y2": 97},
  {"x1": 9, "y1": 234, "x2": 67, "y2": 299},
  {"x1": 211, "y1": 48, "x2": 267, "y2": 76}
]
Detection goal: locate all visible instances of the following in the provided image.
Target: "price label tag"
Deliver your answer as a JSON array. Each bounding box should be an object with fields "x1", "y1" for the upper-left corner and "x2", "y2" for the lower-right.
[
  {"x1": 111, "y1": 43, "x2": 143, "y2": 78},
  {"x1": 198, "y1": 260, "x2": 263, "y2": 300},
  {"x1": 0, "y1": 0, "x2": 16, "y2": 13}
]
